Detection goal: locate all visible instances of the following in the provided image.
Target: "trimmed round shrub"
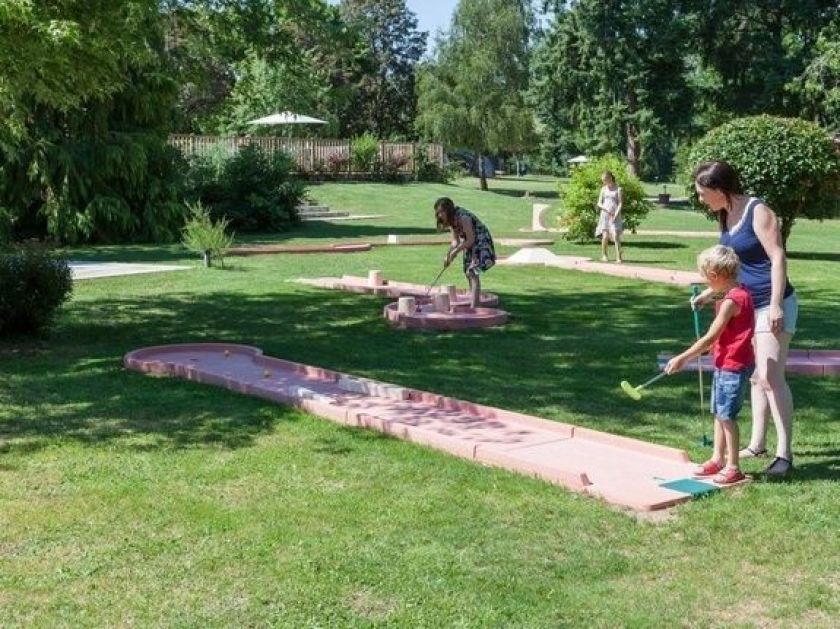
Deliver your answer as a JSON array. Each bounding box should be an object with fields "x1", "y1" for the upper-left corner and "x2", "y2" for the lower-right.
[
  {"x1": 558, "y1": 155, "x2": 653, "y2": 241},
  {"x1": 687, "y1": 115, "x2": 840, "y2": 245},
  {"x1": 0, "y1": 246, "x2": 73, "y2": 336}
]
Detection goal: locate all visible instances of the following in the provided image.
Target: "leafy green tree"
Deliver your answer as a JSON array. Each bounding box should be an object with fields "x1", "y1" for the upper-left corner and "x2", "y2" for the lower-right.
[
  {"x1": 162, "y1": 0, "x2": 356, "y2": 134},
  {"x1": 687, "y1": 115, "x2": 840, "y2": 246},
  {"x1": 416, "y1": 0, "x2": 536, "y2": 190},
  {"x1": 0, "y1": 0, "x2": 186, "y2": 244},
  {"x1": 686, "y1": 0, "x2": 838, "y2": 127},
  {"x1": 787, "y1": 20, "x2": 840, "y2": 131},
  {"x1": 531, "y1": 0, "x2": 692, "y2": 178},
  {"x1": 339, "y1": 0, "x2": 427, "y2": 138}
]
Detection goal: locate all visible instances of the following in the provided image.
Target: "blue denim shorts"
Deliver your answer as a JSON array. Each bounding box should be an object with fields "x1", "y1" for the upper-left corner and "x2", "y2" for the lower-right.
[{"x1": 710, "y1": 368, "x2": 753, "y2": 421}]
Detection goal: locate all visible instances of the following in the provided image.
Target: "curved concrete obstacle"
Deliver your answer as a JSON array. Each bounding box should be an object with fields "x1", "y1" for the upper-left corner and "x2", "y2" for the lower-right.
[
  {"x1": 124, "y1": 343, "x2": 741, "y2": 512},
  {"x1": 383, "y1": 298, "x2": 509, "y2": 331}
]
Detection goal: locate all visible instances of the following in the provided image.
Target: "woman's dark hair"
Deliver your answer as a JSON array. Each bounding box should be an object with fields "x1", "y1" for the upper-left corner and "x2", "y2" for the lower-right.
[
  {"x1": 692, "y1": 160, "x2": 744, "y2": 231},
  {"x1": 434, "y1": 197, "x2": 456, "y2": 230},
  {"x1": 602, "y1": 170, "x2": 615, "y2": 183}
]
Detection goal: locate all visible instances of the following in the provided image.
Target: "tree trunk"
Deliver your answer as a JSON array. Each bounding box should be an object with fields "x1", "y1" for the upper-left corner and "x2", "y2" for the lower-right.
[
  {"x1": 478, "y1": 153, "x2": 488, "y2": 191},
  {"x1": 625, "y1": 121, "x2": 641, "y2": 178}
]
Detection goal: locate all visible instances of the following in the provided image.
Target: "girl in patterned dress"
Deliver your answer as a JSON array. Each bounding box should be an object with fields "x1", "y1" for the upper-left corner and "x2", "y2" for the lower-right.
[
  {"x1": 595, "y1": 171, "x2": 624, "y2": 263},
  {"x1": 434, "y1": 197, "x2": 496, "y2": 308}
]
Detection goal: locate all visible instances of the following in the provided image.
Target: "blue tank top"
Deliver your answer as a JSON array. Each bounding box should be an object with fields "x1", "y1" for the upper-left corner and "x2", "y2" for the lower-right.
[{"x1": 719, "y1": 198, "x2": 794, "y2": 308}]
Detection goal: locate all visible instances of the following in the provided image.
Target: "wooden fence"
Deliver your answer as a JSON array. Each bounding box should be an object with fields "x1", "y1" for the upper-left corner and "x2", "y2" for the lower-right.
[{"x1": 168, "y1": 135, "x2": 444, "y2": 175}]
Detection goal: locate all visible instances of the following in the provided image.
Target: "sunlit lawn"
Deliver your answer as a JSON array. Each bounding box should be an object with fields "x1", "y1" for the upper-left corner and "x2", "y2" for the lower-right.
[{"x1": 2, "y1": 178, "x2": 838, "y2": 625}]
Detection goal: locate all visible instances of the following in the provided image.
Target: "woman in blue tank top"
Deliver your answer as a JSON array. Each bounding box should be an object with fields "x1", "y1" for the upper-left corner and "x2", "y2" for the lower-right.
[{"x1": 690, "y1": 161, "x2": 797, "y2": 478}]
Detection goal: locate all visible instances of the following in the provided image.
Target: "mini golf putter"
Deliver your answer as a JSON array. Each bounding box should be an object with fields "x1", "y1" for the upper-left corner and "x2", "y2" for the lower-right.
[{"x1": 620, "y1": 371, "x2": 668, "y2": 400}]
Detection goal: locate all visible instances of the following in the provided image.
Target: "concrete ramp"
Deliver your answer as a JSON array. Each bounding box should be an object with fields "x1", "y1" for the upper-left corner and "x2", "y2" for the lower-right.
[{"x1": 124, "y1": 344, "x2": 745, "y2": 512}]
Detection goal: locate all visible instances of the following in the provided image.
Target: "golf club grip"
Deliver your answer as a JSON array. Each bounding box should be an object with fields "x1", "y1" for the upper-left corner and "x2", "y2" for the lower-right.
[{"x1": 691, "y1": 285, "x2": 702, "y2": 337}]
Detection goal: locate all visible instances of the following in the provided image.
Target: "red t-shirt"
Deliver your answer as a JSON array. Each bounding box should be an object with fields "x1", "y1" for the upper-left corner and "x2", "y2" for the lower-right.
[{"x1": 714, "y1": 285, "x2": 755, "y2": 371}]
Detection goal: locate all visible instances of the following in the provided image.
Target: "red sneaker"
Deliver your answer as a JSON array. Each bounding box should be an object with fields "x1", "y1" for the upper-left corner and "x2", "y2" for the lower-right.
[
  {"x1": 713, "y1": 467, "x2": 746, "y2": 485},
  {"x1": 693, "y1": 460, "x2": 724, "y2": 477}
]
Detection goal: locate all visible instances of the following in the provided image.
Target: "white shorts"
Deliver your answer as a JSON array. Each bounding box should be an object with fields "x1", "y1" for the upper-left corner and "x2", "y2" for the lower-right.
[{"x1": 755, "y1": 292, "x2": 798, "y2": 335}]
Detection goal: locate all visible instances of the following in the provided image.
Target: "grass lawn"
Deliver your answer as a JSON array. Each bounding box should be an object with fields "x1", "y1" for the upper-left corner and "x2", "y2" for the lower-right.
[{"x1": 2, "y1": 179, "x2": 838, "y2": 626}]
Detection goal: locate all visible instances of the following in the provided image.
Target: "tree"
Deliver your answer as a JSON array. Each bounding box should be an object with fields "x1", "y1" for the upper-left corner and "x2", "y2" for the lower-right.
[
  {"x1": 0, "y1": 0, "x2": 186, "y2": 244},
  {"x1": 787, "y1": 20, "x2": 840, "y2": 131},
  {"x1": 339, "y1": 0, "x2": 427, "y2": 138},
  {"x1": 416, "y1": 0, "x2": 536, "y2": 190},
  {"x1": 162, "y1": 0, "x2": 356, "y2": 134},
  {"x1": 687, "y1": 115, "x2": 840, "y2": 246},
  {"x1": 531, "y1": 0, "x2": 692, "y2": 178},
  {"x1": 686, "y1": 0, "x2": 839, "y2": 127}
]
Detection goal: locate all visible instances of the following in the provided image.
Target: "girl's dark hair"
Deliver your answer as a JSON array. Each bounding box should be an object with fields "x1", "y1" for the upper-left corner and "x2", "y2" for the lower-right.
[
  {"x1": 434, "y1": 197, "x2": 456, "y2": 230},
  {"x1": 692, "y1": 160, "x2": 744, "y2": 232},
  {"x1": 602, "y1": 170, "x2": 615, "y2": 183}
]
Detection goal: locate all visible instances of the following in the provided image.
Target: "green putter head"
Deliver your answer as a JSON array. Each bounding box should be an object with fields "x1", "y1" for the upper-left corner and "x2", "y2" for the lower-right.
[{"x1": 620, "y1": 380, "x2": 642, "y2": 401}]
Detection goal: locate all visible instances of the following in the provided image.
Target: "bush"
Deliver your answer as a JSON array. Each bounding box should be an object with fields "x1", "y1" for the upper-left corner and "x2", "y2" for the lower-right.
[
  {"x1": 687, "y1": 115, "x2": 840, "y2": 245},
  {"x1": 326, "y1": 152, "x2": 350, "y2": 175},
  {"x1": 375, "y1": 153, "x2": 411, "y2": 182},
  {"x1": 558, "y1": 155, "x2": 653, "y2": 241},
  {"x1": 181, "y1": 202, "x2": 234, "y2": 267},
  {"x1": 185, "y1": 145, "x2": 305, "y2": 232},
  {"x1": 415, "y1": 144, "x2": 451, "y2": 183},
  {"x1": 0, "y1": 245, "x2": 73, "y2": 336},
  {"x1": 350, "y1": 133, "x2": 380, "y2": 173}
]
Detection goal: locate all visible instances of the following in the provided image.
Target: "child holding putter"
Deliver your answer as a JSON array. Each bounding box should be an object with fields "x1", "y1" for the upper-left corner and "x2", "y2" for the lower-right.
[{"x1": 665, "y1": 245, "x2": 755, "y2": 485}]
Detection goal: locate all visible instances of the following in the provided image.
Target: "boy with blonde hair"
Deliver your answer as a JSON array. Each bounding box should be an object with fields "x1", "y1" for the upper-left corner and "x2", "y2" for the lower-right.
[{"x1": 665, "y1": 245, "x2": 755, "y2": 484}]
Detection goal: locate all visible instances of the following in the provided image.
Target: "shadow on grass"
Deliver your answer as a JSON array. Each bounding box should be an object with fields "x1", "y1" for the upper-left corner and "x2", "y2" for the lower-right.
[
  {"x1": 243, "y1": 223, "x2": 440, "y2": 243},
  {"x1": 1, "y1": 283, "x2": 837, "y2": 478},
  {"x1": 487, "y1": 188, "x2": 559, "y2": 199},
  {"x1": 788, "y1": 250, "x2": 840, "y2": 263}
]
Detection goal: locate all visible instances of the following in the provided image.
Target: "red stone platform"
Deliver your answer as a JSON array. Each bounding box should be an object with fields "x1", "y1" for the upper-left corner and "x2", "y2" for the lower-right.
[
  {"x1": 383, "y1": 303, "x2": 509, "y2": 330},
  {"x1": 658, "y1": 350, "x2": 840, "y2": 377},
  {"x1": 124, "y1": 343, "x2": 745, "y2": 512},
  {"x1": 293, "y1": 274, "x2": 500, "y2": 308}
]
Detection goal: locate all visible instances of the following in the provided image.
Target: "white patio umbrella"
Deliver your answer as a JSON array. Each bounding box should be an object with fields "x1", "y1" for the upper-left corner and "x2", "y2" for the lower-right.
[
  {"x1": 567, "y1": 155, "x2": 589, "y2": 164},
  {"x1": 247, "y1": 111, "x2": 327, "y2": 125}
]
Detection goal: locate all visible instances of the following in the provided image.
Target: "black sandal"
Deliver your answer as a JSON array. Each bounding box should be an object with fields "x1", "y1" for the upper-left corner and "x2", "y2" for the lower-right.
[{"x1": 763, "y1": 456, "x2": 793, "y2": 478}]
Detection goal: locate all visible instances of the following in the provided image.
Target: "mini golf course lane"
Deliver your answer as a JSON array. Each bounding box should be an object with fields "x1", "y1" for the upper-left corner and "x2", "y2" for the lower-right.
[
  {"x1": 658, "y1": 350, "x2": 840, "y2": 377},
  {"x1": 293, "y1": 274, "x2": 500, "y2": 308},
  {"x1": 124, "y1": 343, "x2": 743, "y2": 511}
]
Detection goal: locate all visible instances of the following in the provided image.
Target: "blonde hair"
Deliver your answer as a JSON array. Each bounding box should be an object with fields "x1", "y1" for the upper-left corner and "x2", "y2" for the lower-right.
[{"x1": 697, "y1": 245, "x2": 740, "y2": 279}]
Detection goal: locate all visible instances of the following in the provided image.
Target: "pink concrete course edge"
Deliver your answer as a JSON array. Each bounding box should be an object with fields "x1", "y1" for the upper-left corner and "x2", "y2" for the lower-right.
[
  {"x1": 122, "y1": 343, "x2": 730, "y2": 512},
  {"x1": 657, "y1": 350, "x2": 840, "y2": 377},
  {"x1": 383, "y1": 303, "x2": 509, "y2": 330}
]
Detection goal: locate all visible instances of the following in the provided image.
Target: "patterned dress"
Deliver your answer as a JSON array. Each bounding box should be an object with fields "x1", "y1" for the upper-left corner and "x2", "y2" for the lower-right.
[
  {"x1": 455, "y1": 206, "x2": 496, "y2": 276},
  {"x1": 595, "y1": 186, "x2": 624, "y2": 238}
]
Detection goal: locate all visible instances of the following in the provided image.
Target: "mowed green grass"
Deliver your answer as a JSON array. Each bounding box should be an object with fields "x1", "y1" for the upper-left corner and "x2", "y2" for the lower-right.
[{"x1": 1, "y1": 180, "x2": 838, "y2": 626}]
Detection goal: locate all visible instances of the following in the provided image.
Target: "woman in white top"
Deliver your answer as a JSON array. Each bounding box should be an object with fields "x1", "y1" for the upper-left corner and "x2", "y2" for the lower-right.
[{"x1": 595, "y1": 171, "x2": 624, "y2": 263}]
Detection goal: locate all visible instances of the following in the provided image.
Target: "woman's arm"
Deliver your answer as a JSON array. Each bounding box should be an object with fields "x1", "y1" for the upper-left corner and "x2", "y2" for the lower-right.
[
  {"x1": 614, "y1": 188, "x2": 623, "y2": 218},
  {"x1": 596, "y1": 187, "x2": 605, "y2": 211},
  {"x1": 445, "y1": 219, "x2": 475, "y2": 266},
  {"x1": 753, "y1": 203, "x2": 787, "y2": 332}
]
